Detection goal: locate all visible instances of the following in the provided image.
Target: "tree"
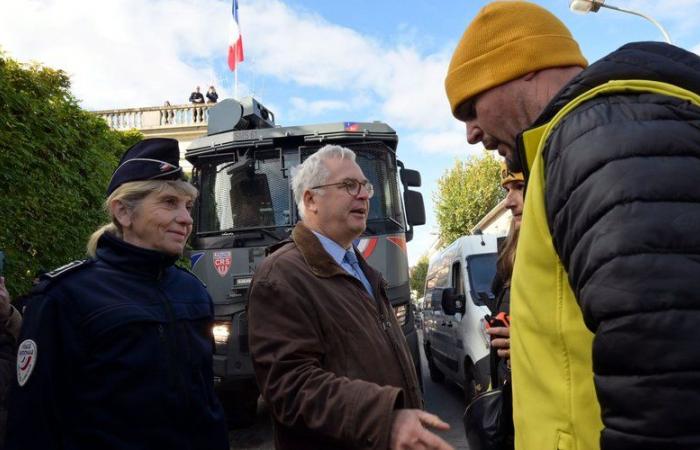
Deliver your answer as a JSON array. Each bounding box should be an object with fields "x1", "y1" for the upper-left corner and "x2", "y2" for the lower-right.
[
  {"x1": 433, "y1": 151, "x2": 504, "y2": 247},
  {"x1": 410, "y1": 255, "x2": 429, "y2": 299},
  {"x1": 0, "y1": 53, "x2": 143, "y2": 295}
]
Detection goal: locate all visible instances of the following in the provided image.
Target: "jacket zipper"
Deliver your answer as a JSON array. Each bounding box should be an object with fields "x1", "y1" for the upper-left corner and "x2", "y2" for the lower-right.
[{"x1": 156, "y1": 278, "x2": 192, "y2": 423}]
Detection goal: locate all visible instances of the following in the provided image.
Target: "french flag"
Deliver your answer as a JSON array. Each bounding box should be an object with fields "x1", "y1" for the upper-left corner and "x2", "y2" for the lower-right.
[{"x1": 227, "y1": 0, "x2": 244, "y2": 71}]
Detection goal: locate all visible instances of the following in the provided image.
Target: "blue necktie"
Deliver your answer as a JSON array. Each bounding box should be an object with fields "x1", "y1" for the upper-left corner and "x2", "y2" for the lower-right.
[{"x1": 344, "y1": 250, "x2": 373, "y2": 297}]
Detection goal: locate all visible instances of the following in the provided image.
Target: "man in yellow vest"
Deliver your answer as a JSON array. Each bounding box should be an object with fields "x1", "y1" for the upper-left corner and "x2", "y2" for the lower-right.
[{"x1": 445, "y1": 2, "x2": 700, "y2": 449}]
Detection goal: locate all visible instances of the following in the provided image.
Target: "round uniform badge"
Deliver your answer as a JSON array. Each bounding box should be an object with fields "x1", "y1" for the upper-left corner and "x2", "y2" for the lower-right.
[{"x1": 17, "y1": 339, "x2": 37, "y2": 387}]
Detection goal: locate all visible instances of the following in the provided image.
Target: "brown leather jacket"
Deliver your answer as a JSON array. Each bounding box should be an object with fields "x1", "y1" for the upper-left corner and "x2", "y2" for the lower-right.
[{"x1": 248, "y1": 223, "x2": 422, "y2": 450}]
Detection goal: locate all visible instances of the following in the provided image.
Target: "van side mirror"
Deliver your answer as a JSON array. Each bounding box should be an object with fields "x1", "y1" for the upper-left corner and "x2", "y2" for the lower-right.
[{"x1": 441, "y1": 288, "x2": 466, "y2": 316}]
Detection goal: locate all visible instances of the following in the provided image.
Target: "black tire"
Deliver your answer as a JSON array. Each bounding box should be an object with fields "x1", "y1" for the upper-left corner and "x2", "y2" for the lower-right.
[
  {"x1": 463, "y1": 362, "x2": 478, "y2": 405},
  {"x1": 425, "y1": 344, "x2": 445, "y2": 383}
]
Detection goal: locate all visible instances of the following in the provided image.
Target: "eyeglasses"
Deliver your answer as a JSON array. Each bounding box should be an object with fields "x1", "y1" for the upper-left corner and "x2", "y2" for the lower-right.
[{"x1": 311, "y1": 178, "x2": 374, "y2": 198}]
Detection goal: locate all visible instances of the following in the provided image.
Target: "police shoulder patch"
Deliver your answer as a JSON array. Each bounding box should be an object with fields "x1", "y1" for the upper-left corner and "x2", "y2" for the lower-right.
[
  {"x1": 32, "y1": 260, "x2": 93, "y2": 294},
  {"x1": 44, "y1": 260, "x2": 91, "y2": 279},
  {"x1": 17, "y1": 339, "x2": 38, "y2": 387}
]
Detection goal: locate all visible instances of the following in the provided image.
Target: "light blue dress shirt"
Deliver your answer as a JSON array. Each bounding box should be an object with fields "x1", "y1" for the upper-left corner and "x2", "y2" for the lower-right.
[{"x1": 311, "y1": 230, "x2": 374, "y2": 297}]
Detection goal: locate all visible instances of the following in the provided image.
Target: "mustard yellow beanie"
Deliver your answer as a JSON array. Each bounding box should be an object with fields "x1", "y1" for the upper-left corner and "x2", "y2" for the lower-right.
[
  {"x1": 445, "y1": 1, "x2": 588, "y2": 117},
  {"x1": 499, "y1": 161, "x2": 524, "y2": 187}
]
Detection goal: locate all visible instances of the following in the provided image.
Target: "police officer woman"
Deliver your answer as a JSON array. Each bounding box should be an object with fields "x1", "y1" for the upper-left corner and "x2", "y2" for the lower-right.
[{"x1": 6, "y1": 139, "x2": 229, "y2": 450}]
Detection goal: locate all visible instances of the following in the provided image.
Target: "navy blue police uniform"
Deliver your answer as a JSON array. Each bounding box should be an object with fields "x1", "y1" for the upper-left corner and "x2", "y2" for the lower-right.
[
  {"x1": 6, "y1": 233, "x2": 229, "y2": 450},
  {"x1": 5, "y1": 138, "x2": 228, "y2": 450}
]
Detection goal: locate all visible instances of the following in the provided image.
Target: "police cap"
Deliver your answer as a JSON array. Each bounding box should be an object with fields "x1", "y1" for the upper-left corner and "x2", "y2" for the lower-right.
[{"x1": 106, "y1": 138, "x2": 184, "y2": 196}]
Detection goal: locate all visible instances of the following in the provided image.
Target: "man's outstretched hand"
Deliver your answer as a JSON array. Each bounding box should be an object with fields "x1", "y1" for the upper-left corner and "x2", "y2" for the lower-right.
[{"x1": 390, "y1": 409, "x2": 454, "y2": 450}]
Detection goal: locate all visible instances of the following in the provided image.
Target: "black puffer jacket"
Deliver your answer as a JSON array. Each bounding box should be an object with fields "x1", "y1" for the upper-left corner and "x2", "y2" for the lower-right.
[{"x1": 538, "y1": 42, "x2": 700, "y2": 449}]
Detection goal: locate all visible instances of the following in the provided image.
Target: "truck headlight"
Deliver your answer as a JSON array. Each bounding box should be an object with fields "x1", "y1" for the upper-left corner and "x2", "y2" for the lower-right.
[
  {"x1": 213, "y1": 322, "x2": 231, "y2": 345},
  {"x1": 393, "y1": 304, "x2": 407, "y2": 327}
]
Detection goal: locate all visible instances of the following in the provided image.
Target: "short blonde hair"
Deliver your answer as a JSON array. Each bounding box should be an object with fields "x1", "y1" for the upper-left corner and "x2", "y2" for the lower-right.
[{"x1": 87, "y1": 180, "x2": 197, "y2": 256}]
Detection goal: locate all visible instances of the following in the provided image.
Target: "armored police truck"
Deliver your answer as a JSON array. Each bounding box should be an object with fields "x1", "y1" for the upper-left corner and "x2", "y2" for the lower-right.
[{"x1": 185, "y1": 97, "x2": 426, "y2": 425}]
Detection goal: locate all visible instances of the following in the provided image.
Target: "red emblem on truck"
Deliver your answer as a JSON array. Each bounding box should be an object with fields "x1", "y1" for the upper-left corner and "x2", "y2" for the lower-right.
[{"x1": 213, "y1": 251, "x2": 232, "y2": 277}]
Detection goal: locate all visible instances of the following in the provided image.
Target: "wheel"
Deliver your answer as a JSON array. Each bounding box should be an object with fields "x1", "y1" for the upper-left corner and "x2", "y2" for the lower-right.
[
  {"x1": 463, "y1": 362, "x2": 478, "y2": 405},
  {"x1": 425, "y1": 344, "x2": 445, "y2": 383}
]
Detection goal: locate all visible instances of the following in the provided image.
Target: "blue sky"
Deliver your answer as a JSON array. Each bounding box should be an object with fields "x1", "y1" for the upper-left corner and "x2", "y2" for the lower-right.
[{"x1": 3, "y1": 0, "x2": 699, "y2": 265}]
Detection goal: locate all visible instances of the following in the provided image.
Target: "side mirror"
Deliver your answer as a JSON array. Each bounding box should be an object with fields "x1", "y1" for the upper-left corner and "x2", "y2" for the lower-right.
[
  {"x1": 400, "y1": 168, "x2": 422, "y2": 187},
  {"x1": 404, "y1": 190, "x2": 426, "y2": 226},
  {"x1": 441, "y1": 288, "x2": 466, "y2": 316}
]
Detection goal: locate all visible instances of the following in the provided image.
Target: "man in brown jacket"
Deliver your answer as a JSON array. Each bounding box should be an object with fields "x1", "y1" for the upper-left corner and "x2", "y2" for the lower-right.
[{"x1": 248, "y1": 144, "x2": 453, "y2": 450}]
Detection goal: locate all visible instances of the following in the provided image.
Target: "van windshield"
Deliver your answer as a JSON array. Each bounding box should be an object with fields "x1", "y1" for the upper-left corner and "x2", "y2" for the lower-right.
[{"x1": 466, "y1": 253, "x2": 497, "y2": 305}]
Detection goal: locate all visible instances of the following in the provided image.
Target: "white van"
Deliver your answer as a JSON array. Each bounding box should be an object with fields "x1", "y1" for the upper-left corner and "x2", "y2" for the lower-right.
[{"x1": 422, "y1": 234, "x2": 498, "y2": 404}]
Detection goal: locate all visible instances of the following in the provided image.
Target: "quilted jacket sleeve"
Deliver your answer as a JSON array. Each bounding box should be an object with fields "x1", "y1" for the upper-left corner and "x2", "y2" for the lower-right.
[{"x1": 545, "y1": 92, "x2": 700, "y2": 449}]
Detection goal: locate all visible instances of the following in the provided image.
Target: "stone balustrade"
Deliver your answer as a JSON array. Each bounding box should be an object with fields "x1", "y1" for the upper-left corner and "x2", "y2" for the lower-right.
[{"x1": 93, "y1": 103, "x2": 211, "y2": 130}]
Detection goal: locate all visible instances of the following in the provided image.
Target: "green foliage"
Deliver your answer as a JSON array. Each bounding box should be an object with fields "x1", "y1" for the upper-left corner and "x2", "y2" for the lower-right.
[
  {"x1": 433, "y1": 152, "x2": 504, "y2": 247},
  {"x1": 409, "y1": 255, "x2": 429, "y2": 299},
  {"x1": 0, "y1": 53, "x2": 142, "y2": 295}
]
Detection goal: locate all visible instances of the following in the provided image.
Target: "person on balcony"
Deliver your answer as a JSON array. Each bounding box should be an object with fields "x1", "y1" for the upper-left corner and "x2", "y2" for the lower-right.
[
  {"x1": 189, "y1": 86, "x2": 205, "y2": 122},
  {"x1": 206, "y1": 86, "x2": 218, "y2": 104}
]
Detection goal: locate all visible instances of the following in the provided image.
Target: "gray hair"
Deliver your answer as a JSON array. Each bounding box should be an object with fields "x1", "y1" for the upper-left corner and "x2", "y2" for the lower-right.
[{"x1": 291, "y1": 144, "x2": 356, "y2": 219}]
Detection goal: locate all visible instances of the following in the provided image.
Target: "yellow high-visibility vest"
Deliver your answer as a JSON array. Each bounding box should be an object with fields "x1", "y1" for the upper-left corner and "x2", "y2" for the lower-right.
[{"x1": 511, "y1": 80, "x2": 700, "y2": 450}]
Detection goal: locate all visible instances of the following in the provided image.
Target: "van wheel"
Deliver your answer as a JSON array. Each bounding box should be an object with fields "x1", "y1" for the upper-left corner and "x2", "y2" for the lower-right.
[
  {"x1": 463, "y1": 362, "x2": 478, "y2": 405},
  {"x1": 425, "y1": 345, "x2": 445, "y2": 383}
]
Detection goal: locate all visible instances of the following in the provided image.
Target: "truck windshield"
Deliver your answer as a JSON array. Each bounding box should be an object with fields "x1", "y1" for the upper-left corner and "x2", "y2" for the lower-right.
[
  {"x1": 466, "y1": 253, "x2": 498, "y2": 306},
  {"x1": 196, "y1": 149, "x2": 291, "y2": 233},
  {"x1": 196, "y1": 142, "x2": 405, "y2": 236}
]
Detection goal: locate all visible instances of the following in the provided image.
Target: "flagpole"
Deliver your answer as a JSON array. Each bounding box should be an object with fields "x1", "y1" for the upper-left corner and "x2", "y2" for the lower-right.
[{"x1": 234, "y1": 67, "x2": 238, "y2": 100}]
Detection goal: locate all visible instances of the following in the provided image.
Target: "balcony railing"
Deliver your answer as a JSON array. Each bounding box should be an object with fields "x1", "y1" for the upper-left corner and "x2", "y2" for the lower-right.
[{"x1": 94, "y1": 103, "x2": 212, "y2": 130}]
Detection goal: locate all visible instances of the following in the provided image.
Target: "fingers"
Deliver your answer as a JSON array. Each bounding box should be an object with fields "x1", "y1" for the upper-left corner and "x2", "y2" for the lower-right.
[
  {"x1": 418, "y1": 428, "x2": 455, "y2": 450},
  {"x1": 417, "y1": 410, "x2": 450, "y2": 431},
  {"x1": 485, "y1": 326, "x2": 509, "y2": 338},
  {"x1": 390, "y1": 410, "x2": 454, "y2": 450},
  {"x1": 497, "y1": 348, "x2": 511, "y2": 358},
  {"x1": 490, "y1": 337, "x2": 510, "y2": 350}
]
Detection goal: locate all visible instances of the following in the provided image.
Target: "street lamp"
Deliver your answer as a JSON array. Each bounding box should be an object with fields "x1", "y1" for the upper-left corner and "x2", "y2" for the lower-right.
[{"x1": 569, "y1": 0, "x2": 672, "y2": 44}]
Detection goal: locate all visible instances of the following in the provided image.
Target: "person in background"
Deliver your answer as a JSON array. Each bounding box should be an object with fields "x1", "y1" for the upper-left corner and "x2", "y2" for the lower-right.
[
  {"x1": 445, "y1": 1, "x2": 700, "y2": 449},
  {"x1": 6, "y1": 138, "x2": 228, "y2": 450},
  {"x1": 206, "y1": 86, "x2": 218, "y2": 104},
  {"x1": 487, "y1": 163, "x2": 524, "y2": 384},
  {"x1": 0, "y1": 277, "x2": 21, "y2": 450},
  {"x1": 468, "y1": 163, "x2": 524, "y2": 450},
  {"x1": 189, "y1": 86, "x2": 205, "y2": 122},
  {"x1": 188, "y1": 86, "x2": 204, "y2": 104},
  {"x1": 248, "y1": 144, "x2": 453, "y2": 450}
]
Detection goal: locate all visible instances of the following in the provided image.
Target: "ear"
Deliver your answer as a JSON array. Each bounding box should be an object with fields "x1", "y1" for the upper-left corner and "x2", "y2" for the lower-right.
[
  {"x1": 111, "y1": 199, "x2": 133, "y2": 228},
  {"x1": 303, "y1": 190, "x2": 318, "y2": 215}
]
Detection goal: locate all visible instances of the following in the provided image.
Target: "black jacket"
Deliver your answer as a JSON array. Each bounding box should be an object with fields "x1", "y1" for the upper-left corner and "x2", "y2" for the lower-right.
[
  {"x1": 537, "y1": 42, "x2": 700, "y2": 449},
  {"x1": 5, "y1": 233, "x2": 228, "y2": 450},
  {"x1": 189, "y1": 92, "x2": 204, "y2": 104}
]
